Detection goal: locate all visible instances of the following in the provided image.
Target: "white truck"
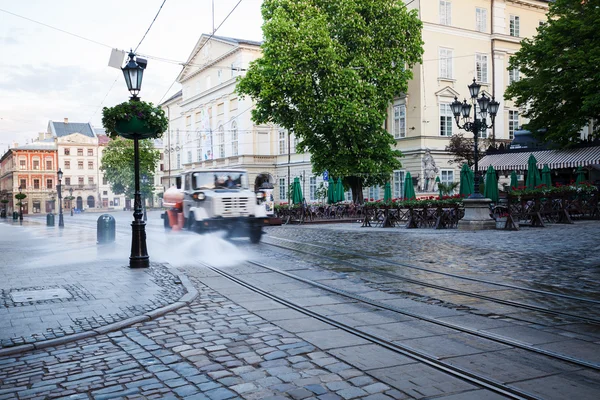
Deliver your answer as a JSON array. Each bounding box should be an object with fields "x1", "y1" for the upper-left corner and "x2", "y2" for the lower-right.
[{"x1": 162, "y1": 168, "x2": 268, "y2": 243}]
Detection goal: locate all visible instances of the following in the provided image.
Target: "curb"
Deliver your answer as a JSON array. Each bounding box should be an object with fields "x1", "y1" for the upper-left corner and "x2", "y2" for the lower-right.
[{"x1": 0, "y1": 265, "x2": 198, "y2": 358}]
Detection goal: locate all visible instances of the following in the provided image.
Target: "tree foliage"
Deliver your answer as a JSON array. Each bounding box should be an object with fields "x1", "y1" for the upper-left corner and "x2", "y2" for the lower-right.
[
  {"x1": 504, "y1": 0, "x2": 600, "y2": 147},
  {"x1": 100, "y1": 138, "x2": 159, "y2": 199},
  {"x1": 236, "y1": 0, "x2": 423, "y2": 203},
  {"x1": 445, "y1": 133, "x2": 490, "y2": 167}
]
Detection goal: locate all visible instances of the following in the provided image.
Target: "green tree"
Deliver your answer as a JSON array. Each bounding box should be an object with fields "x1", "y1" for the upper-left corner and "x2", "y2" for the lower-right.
[
  {"x1": 504, "y1": 0, "x2": 600, "y2": 147},
  {"x1": 237, "y1": 0, "x2": 423, "y2": 203},
  {"x1": 100, "y1": 138, "x2": 159, "y2": 199}
]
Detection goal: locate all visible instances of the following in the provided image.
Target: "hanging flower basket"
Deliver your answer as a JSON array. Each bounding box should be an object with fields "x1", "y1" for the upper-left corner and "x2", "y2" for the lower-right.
[{"x1": 102, "y1": 100, "x2": 168, "y2": 140}]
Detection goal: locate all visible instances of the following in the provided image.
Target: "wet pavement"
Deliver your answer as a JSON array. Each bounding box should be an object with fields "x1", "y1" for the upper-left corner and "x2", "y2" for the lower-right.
[{"x1": 0, "y1": 214, "x2": 599, "y2": 399}]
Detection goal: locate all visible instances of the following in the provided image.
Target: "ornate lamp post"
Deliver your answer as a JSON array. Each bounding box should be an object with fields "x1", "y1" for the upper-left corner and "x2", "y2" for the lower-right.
[
  {"x1": 141, "y1": 174, "x2": 148, "y2": 222},
  {"x1": 450, "y1": 78, "x2": 500, "y2": 197},
  {"x1": 69, "y1": 187, "x2": 74, "y2": 216},
  {"x1": 57, "y1": 168, "x2": 64, "y2": 228},
  {"x1": 122, "y1": 51, "x2": 149, "y2": 268},
  {"x1": 18, "y1": 185, "x2": 23, "y2": 221}
]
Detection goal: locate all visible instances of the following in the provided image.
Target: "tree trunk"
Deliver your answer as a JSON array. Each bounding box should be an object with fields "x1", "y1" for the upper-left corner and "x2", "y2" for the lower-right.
[{"x1": 347, "y1": 176, "x2": 364, "y2": 204}]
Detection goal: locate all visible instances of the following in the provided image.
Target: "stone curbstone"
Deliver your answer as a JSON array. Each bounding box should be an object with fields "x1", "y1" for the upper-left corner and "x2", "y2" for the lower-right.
[
  {"x1": 93, "y1": 315, "x2": 151, "y2": 335},
  {"x1": 144, "y1": 302, "x2": 187, "y2": 319},
  {"x1": 34, "y1": 331, "x2": 96, "y2": 350},
  {"x1": 0, "y1": 344, "x2": 34, "y2": 357}
]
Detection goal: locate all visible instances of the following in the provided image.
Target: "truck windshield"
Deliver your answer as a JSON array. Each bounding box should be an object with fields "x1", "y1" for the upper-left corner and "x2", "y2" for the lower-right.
[{"x1": 192, "y1": 172, "x2": 248, "y2": 190}]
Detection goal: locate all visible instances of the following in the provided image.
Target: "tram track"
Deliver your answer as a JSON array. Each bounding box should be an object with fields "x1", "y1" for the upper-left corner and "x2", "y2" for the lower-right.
[
  {"x1": 202, "y1": 261, "x2": 545, "y2": 400},
  {"x1": 262, "y1": 236, "x2": 600, "y2": 324}
]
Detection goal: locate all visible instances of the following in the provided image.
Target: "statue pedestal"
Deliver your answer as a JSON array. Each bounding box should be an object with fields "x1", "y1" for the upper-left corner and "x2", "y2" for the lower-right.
[{"x1": 458, "y1": 198, "x2": 495, "y2": 230}]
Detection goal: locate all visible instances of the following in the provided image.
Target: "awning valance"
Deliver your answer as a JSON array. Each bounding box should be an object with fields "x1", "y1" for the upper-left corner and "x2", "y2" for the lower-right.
[{"x1": 478, "y1": 146, "x2": 600, "y2": 172}]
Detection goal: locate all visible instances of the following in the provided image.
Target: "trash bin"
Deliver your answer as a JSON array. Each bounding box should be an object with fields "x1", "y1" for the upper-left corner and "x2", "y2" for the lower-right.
[
  {"x1": 13, "y1": 211, "x2": 18, "y2": 220},
  {"x1": 0, "y1": 209, "x2": 6, "y2": 218},
  {"x1": 46, "y1": 213, "x2": 55, "y2": 226},
  {"x1": 97, "y1": 214, "x2": 116, "y2": 244}
]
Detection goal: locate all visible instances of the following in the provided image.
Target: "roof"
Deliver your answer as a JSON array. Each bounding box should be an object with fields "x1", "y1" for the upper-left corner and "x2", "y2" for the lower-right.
[
  {"x1": 49, "y1": 121, "x2": 95, "y2": 138},
  {"x1": 211, "y1": 35, "x2": 263, "y2": 47},
  {"x1": 478, "y1": 146, "x2": 600, "y2": 172},
  {"x1": 14, "y1": 139, "x2": 57, "y2": 151},
  {"x1": 160, "y1": 90, "x2": 183, "y2": 106},
  {"x1": 97, "y1": 134, "x2": 111, "y2": 146}
]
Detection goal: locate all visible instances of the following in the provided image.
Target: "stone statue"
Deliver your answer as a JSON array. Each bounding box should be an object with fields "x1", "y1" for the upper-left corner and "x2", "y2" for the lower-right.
[{"x1": 421, "y1": 149, "x2": 439, "y2": 192}]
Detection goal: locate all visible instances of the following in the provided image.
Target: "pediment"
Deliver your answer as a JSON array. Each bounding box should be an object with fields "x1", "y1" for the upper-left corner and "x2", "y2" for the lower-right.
[
  {"x1": 57, "y1": 133, "x2": 95, "y2": 144},
  {"x1": 178, "y1": 34, "x2": 237, "y2": 83},
  {"x1": 435, "y1": 86, "x2": 460, "y2": 99}
]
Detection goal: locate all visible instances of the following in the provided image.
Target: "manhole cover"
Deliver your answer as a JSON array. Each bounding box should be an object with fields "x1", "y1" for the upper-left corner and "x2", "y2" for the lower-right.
[{"x1": 11, "y1": 288, "x2": 72, "y2": 302}]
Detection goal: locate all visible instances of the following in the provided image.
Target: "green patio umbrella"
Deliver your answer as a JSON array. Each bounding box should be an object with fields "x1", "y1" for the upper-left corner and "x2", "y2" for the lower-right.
[
  {"x1": 403, "y1": 172, "x2": 416, "y2": 200},
  {"x1": 541, "y1": 164, "x2": 552, "y2": 188},
  {"x1": 575, "y1": 166, "x2": 586, "y2": 185},
  {"x1": 384, "y1": 181, "x2": 392, "y2": 203},
  {"x1": 327, "y1": 181, "x2": 335, "y2": 204},
  {"x1": 525, "y1": 154, "x2": 541, "y2": 189},
  {"x1": 435, "y1": 176, "x2": 442, "y2": 198},
  {"x1": 291, "y1": 177, "x2": 303, "y2": 205},
  {"x1": 335, "y1": 178, "x2": 345, "y2": 202},
  {"x1": 510, "y1": 170, "x2": 519, "y2": 191},
  {"x1": 459, "y1": 164, "x2": 474, "y2": 197},
  {"x1": 483, "y1": 165, "x2": 499, "y2": 203}
]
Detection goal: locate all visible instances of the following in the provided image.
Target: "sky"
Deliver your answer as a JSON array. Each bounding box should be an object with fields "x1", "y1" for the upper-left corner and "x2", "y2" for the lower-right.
[{"x1": 0, "y1": 0, "x2": 263, "y2": 150}]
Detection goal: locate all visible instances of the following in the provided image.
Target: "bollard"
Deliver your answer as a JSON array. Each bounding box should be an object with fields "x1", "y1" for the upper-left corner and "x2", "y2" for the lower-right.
[
  {"x1": 46, "y1": 213, "x2": 55, "y2": 226},
  {"x1": 97, "y1": 214, "x2": 116, "y2": 244},
  {"x1": 13, "y1": 211, "x2": 18, "y2": 220}
]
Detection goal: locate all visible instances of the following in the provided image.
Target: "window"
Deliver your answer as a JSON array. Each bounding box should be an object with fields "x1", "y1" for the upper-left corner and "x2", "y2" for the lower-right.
[
  {"x1": 440, "y1": 103, "x2": 453, "y2": 136},
  {"x1": 441, "y1": 170, "x2": 454, "y2": 192},
  {"x1": 439, "y1": 48, "x2": 453, "y2": 79},
  {"x1": 87, "y1": 149, "x2": 93, "y2": 156},
  {"x1": 46, "y1": 160, "x2": 52, "y2": 170},
  {"x1": 78, "y1": 177, "x2": 84, "y2": 185},
  {"x1": 509, "y1": 110, "x2": 519, "y2": 140},
  {"x1": 476, "y1": 54, "x2": 488, "y2": 83},
  {"x1": 77, "y1": 148, "x2": 83, "y2": 156},
  {"x1": 476, "y1": 8, "x2": 487, "y2": 32},
  {"x1": 187, "y1": 151, "x2": 192, "y2": 163},
  {"x1": 33, "y1": 160, "x2": 40, "y2": 170},
  {"x1": 113, "y1": 198, "x2": 120, "y2": 207},
  {"x1": 103, "y1": 191, "x2": 108, "y2": 195},
  {"x1": 177, "y1": 153, "x2": 181, "y2": 169},
  {"x1": 34, "y1": 179, "x2": 40, "y2": 189},
  {"x1": 78, "y1": 161, "x2": 84, "y2": 170},
  {"x1": 20, "y1": 179, "x2": 26, "y2": 189},
  {"x1": 88, "y1": 177, "x2": 94, "y2": 185},
  {"x1": 279, "y1": 131, "x2": 287, "y2": 155},
  {"x1": 46, "y1": 179, "x2": 53, "y2": 189},
  {"x1": 176, "y1": 128, "x2": 180, "y2": 145},
  {"x1": 309, "y1": 176, "x2": 317, "y2": 201},
  {"x1": 369, "y1": 185, "x2": 381, "y2": 201},
  {"x1": 197, "y1": 149, "x2": 202, "y2": 162},
  {"x1": 64, "y1": 148, "x2": 70, "y2": 155},
  {"x1": 231, "y1": 122, "x2": 239, "y2": 156},
  {"x1": 217, "y1": 103, "x2": 224, "y2": 115},
  {"x1": 439, "y1": 0, "x2": 451, "y2": 25},
  {"x1": 103, "y1": 177, "x2": 107, "y2": 185},
  {"x1": 88, "y1": 161, "x2": 93, "y2": 169},
  {"x1": 218, "y1": 125, "x2": 225, "y2": 158},
  {"x1": 393, "y1": 171, "x2": 405, "y2": 199},
  {"x1": 279, "y1": 178, "x2": 287, "y2": 200},
  {"x1": 509, "y1": 68, "x2": 520, "y2": 84},
  {"x1": 393, "y1": 104, "x2": 406, "y2": 139},
  {"x1": 19, "y1": 159, "x2": 26, "y2": 169},
  {"x1": 230, "y1": 97, "x2": 238, "y2": 111},
  {"x1": 510, "y1": 15, "x2": 520, "y2": 37},
  {"x1": 476, "y1": 111, "x2": 489, "y2": 138},
  {"x1": 65, "y1": 177, "x2": 71, "y2": 186},
  {"x1": 64, "y1": 160, "x2": 70, "y2": 169}
]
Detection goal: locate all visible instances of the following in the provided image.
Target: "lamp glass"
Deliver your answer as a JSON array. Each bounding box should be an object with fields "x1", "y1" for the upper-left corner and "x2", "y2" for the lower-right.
[
  {"x1": 488, "y1": 98, "x2": 500, "y2": 116},
  {"x1": 468, "y1": 78, "x2": 481, "y2": 98},
  {"x1": 57, "y1": 168, "x2": 63, "y2": 181},
  {"x1": 477, "y1": 93, "x2": 490, "y2": 114},
  {"x1": 461, "y1": 101, "x2": 472, "y2": 119},
  {"x1": 121, "y1": 52, "x2": 145, "y2": 95},
  {"x1": 450, "y1": 97, "x2": 463, "y2": 117}
]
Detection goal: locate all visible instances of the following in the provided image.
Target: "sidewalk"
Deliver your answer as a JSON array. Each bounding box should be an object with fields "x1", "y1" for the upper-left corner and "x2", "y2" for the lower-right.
[{"x1": 0, "y1": 221, "x2": 196, "y2": 354}]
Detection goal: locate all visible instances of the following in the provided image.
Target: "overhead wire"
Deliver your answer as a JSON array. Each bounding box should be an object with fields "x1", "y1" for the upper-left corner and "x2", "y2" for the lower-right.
[{"x1": 134, "y1": 0, "x2": 168, "y2": 53}]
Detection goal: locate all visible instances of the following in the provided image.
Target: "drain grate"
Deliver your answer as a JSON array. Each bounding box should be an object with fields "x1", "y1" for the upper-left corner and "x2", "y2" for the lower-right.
[{"x1": 10, "y1": 288, "x2": 72, "y2": 302}]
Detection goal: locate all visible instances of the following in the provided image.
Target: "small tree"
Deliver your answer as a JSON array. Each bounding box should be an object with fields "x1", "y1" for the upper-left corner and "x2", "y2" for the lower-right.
[{"x1": 445, "y1": 133, "x2": 490, "y2": 167}]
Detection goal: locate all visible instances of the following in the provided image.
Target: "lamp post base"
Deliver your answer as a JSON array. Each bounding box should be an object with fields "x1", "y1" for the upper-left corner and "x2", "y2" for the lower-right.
[
  {"x1": 129, "y1": 220, "x2": 149, "y2": 268},
  {"x1": 458, "y1": 198, "x2": 495, "y2": 231}
]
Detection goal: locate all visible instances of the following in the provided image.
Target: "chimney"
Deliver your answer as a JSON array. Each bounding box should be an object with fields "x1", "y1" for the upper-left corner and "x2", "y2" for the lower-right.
[{"x1": 64, "y1": 118, "x2": 69, "y2": 124}]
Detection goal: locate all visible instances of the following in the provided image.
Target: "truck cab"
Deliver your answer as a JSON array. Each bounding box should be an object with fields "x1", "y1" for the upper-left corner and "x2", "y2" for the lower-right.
[{"x1": 162, "y1": 168, "x2": 267, "y2": 243}]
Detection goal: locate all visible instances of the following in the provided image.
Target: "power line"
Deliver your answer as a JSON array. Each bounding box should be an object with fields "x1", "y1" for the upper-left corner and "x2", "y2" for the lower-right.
[{"x1": 134, "y1": 0, "x2": 168, "y2": 52}]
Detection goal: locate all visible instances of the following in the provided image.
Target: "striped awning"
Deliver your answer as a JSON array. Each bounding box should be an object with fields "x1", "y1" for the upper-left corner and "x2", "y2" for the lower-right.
[{"x1": 478, "y1": 146, "x2": 600, "y2": 172}]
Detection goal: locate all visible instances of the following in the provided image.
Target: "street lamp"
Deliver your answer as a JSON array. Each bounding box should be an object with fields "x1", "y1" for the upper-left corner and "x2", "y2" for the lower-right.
[
  {"x1": 122, "y1": 51, "x2": 149, "y2": 268},
  {"x1": 57, "y1": 168, "x2": 64, "y2": 228},
  {"x1": 18, "y1": 185, "x2": 23, "y2": 221},
  {"x1": 69, "y1": 187, "x2": 74, "y2": 216},
  {"x1": 450, "y1": 78, "x2": 500, "y2": 198},
  {"x1": 141, "y1": 174, "x2": 148, "y2": 222}
]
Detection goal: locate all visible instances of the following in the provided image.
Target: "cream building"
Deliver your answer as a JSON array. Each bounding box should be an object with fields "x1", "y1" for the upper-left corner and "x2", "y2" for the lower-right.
[{"x1": 161, "y1": 1, "x2": 550, "y2": 203}]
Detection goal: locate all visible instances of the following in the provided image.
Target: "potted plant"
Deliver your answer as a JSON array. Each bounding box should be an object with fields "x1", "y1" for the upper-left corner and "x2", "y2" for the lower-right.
[{"x1": 102, "y1": 100, "x2": 168, "y2": 140}]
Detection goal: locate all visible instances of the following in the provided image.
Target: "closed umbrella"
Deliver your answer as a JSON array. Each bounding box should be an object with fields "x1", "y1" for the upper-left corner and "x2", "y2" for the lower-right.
[
  {"x1": 335, "y1": 178, "x2": 345, "y2": 202},
  {"x1": 327, "y1": 181, "x2": 335, "y2": 204},
  {"x1": 384, "y1": 181, "x2": 392, "y2": 203},
  {"x1": 292, "y1": 177, "x2": 303, "y2": 205},
  {"x1": 459, "y1": 164, "x2": 474, "y2": 197},
  {"x1": 435, "y1": 176, "x2": 442, "y2": 198},
  {"x1": 525, "y1": 154, "x2": 541, "y2": 189},
  {"x1": 575, "y1": 166, "x2": 586, "y2": 185},
  {"x1": 403, "y1": 172, "x2": 416, "y2": 199},
  {"x1": 484, "y1": 165, "x2": 499, "y2": 203},
  {"x1": 510, "y1": 170, "x2": 519, "y2": 190},
  {"x1": 541, "y1": 165, "x2": 552, "y2": 188}
]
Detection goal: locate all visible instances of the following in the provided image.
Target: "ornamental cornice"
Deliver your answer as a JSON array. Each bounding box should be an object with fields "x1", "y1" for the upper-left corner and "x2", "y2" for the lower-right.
[{"x1": 506, "y1": 0, "x2": 550, "y2": 11}]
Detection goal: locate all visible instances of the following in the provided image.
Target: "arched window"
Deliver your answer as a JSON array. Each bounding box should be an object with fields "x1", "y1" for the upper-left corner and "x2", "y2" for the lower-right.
[
  {"x1": 218, "y1": 125, "x2": 225, "y2": 158},
  {"x1": 231, "y1": 121, "x2": 238, "y2": 156}
]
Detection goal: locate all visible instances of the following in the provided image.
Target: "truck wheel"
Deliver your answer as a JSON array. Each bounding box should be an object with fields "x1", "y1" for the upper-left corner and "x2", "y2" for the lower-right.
[
  {"x1": 163, "y1": 213, "x2": 171, "y2": 230},
  {"x1": 249, "y1": 227, "x2": 263, "y2": 244}
]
